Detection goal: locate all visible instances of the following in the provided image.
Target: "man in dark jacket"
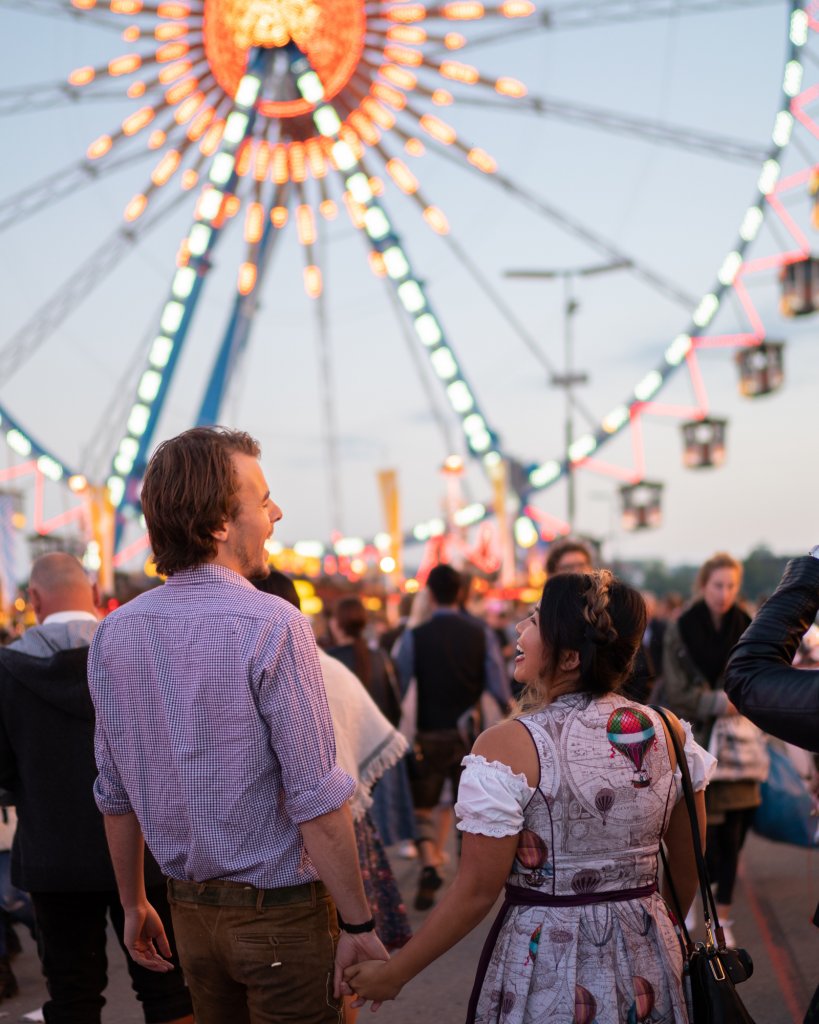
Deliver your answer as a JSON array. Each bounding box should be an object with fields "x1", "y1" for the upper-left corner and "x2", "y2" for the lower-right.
[
  {"x1": 725, "y1": 554, "x2": 819, "y2": 753},
  {"x1": 394, "y1": 564, "x2": 489, "y2": 910},
  {"x1": 0, "y1": 553, "x2": 192, "y2": 1024}
]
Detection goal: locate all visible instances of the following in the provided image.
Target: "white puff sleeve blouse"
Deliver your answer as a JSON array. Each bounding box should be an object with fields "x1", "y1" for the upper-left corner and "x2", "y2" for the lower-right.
[{"x1": 454, "y1": 754, "x2": 536, "y2": 838}]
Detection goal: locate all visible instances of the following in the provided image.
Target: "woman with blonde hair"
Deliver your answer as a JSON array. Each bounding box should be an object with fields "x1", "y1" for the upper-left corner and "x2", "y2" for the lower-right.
[
  {"x1": 662, "y1": 552, "x2": 767, "y2": 945},
  {"x1": 347, "y1": 570, "x2": 715, "y2": 1022}
]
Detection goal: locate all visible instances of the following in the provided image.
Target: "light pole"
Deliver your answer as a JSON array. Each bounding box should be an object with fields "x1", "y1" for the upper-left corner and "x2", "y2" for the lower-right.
[{"x1": 503, "y1": 260, "x2": 631, "y2": 530}]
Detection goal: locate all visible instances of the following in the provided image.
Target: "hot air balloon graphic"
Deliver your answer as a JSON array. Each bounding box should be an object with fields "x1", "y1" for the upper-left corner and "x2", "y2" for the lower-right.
[
  {"x1": 571, "y1": 867, "x2": 602, "y2": 896},
  {"x1": 594, "y1": 787, "x2": 615, "y2": 825},
  {"x1": 501, "y1": 990, "x2": 516, "y2": 1016},
  {"x1": 515, "y1": 828, "x2": 550, "y2": 887},
  {"x1": 524, "y1": 924, "x2": 542, "y2": 965},
  {"x1": 574, "y1": 984, "x2": 597, "y2": 1024},
  {"x1": 607, "y1": 707, "x2": 656, "y2": 788},
  {"x1": 627, "y1": 976, "x2": 655, "y2": 1023}
]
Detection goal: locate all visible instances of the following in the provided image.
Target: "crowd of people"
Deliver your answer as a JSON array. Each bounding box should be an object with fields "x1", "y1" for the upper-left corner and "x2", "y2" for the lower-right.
[{"x1": 0, "y1": 424, "x2": 815, "y2": 1024}]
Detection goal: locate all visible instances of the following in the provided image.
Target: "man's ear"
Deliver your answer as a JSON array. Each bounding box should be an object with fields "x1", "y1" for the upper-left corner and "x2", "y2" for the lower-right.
[
  {"x1": 29, "y1": 586, "x2": 42, "y2": 618},
  {"x1": 211, "y1": 520, "x2": 230, "y2": 543}
]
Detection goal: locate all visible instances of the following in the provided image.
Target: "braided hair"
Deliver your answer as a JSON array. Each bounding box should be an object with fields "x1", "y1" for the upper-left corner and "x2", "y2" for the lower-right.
[{"x1": 536, "y1": 570, "x2": 646, "y2": 697}]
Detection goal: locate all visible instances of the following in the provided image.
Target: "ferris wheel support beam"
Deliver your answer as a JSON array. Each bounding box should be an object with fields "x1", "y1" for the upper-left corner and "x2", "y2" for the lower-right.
[
  {"x1": 0, "y1": 402, "x2": 80, "y2": 485},
  {"x1": 110, "y1": 49, "x2": 271, "y2": 538},
  {"x1": 292, "y1": 56, "x2": 529, "y2": 500},
  {"x1": 195, "y1": 181, "x2": 290, "y2": 427}
]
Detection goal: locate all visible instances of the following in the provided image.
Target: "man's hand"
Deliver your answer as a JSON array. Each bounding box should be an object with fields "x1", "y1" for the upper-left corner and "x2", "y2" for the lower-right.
[
  {"x1": 333, "y1": 931, "x2": 389, "y2": 999},
  {"x1": 123, "y1": 902, "x2": 175, "y2": 972},
  {"x1": 345, "y1": 958, "x2": 403, "y2": 1010}
]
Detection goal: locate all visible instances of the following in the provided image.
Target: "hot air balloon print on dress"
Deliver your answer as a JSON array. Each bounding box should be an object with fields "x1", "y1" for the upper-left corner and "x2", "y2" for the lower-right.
[
  {"x1": 627, "y1": 976, "x2": 655, "y2": 1023},
  {"x1": 606, "y1": 706, "x2": 656, "y2": 788},
  {"x1": 524, "y1": 924, "x2": 542, "y2": 965},
  {"x1": 571, "y1": 866, "x2": 603, "y2": 896},
  {"x1": 573, "y1": 984, "x2": 598, "y2": 1024},
  {"x1": 515, "y1": 828, "x2": 550, "y2": 887},
  {"x1": 594, "y1": 786, "x2": 615, "y2": 825}
]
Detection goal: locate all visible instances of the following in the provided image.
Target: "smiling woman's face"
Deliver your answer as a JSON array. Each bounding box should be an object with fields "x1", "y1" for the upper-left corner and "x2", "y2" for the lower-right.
[{"x1": 514, "y1": 606, "x2": 545, "y2": 686}]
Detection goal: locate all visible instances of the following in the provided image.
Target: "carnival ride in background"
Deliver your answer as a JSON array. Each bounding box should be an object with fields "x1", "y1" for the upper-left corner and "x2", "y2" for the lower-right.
[{"x1": 1, "y1": 0, "x2": 819, "y2": 590}]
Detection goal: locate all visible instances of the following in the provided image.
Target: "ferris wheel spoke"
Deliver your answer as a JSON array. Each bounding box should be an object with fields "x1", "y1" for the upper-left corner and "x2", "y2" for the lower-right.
[
  {"x1": 425, "y1": 137, "x2": 700, "y2": 309},
  {"x1": 0, "y1": 148, "x2": 154, "y2": 236},
  {"x1": 454, "y1": 94, "x2": 769, "y2": 165},
  {"x1": 0, "y1": 82, "x2": 125, "y2": 117},
  {"x1": 0, "y1": 0, "x2": 121, "y2": 29},
  {"x1": 541, "y1": 0, "x2": 780, "y2": 31},
  {"x1": 0, "y1": 184, "x2": 193, "y2": 386}
]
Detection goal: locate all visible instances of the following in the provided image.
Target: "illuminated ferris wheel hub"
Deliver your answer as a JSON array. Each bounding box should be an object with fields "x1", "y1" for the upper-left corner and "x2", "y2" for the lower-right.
[{"x1": 204, "y1": 0, "x2": 365, "y2": 116}]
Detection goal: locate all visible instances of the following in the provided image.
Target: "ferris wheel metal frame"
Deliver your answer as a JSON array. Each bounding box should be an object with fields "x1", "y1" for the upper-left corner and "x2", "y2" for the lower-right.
[{"x1": 0, "y1": 0, "x2": 816, "y2": 576}]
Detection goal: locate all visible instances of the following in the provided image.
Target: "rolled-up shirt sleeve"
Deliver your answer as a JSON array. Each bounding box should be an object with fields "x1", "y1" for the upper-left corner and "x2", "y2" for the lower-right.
[
  {"x1": 88, "y1": 634, "x2": 134, "y2": 815},
  {"x1": 258, "y1": 615, "x2": 355, "y2": 823}
]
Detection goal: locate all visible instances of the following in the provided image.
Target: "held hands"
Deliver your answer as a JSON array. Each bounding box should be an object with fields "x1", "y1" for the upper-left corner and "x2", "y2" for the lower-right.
[
  {"x1": 123, "y1": 902, "x2": 175, "y2": 972},
  {"x1": 345, "y1": 959, "x2": 404, "y2": 1011},
  {"x1": 333, "y1": 930, "x2": 390, "y2": 999}
]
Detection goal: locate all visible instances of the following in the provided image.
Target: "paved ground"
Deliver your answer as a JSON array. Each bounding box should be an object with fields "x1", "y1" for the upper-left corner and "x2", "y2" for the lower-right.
[{"x1": 0, "y1": 832, "x2": 815, "y2": 1022}]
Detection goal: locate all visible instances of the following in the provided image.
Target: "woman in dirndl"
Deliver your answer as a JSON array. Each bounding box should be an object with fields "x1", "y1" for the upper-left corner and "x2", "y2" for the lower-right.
[{"x1": 346, "y1": 570, "x2": 716, "y2": 1023}]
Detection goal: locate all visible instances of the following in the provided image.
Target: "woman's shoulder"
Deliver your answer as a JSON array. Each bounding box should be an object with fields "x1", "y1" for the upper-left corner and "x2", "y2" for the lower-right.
[{"x1": 471, "y1": 719, "x2": 539, "y2": 788}]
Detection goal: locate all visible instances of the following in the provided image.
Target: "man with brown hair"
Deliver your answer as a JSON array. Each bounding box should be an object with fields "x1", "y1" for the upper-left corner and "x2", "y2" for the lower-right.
[{"x1": 88, "y1": 427, "x2": 386, "y2": 1023}]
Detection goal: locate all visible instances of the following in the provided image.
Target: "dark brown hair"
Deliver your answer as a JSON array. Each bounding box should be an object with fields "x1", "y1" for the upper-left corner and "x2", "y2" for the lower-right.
[
  {"x1": 332, "y1": 596, "x2": 371, "y2": 687},
  {"x1": 531, "y1": 570, "x2": 646, "y2": 700},
  {"x1": 142, "y1": 427, "x2": 261, "y2": 576},
  {"x1": 695, "y1": 551, "x2": 742, "y2": 594}
]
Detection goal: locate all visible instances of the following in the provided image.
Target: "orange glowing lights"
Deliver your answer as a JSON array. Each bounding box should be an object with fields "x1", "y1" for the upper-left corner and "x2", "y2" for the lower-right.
[
  {"x1": 72, "y1": 0, "x2": 97, "y2": 9},
  {"x1": 439, "y1": 61, "x2": 479, "y2": 84},
  {"x1": 87, "y1": 134, "x2": 113, "y2": 160},
  {"x1": 148, "y1": 128, "x2": 167, "y2": 148},
  {"x1": 69, "y1": 67, "x2": 95, "y2": 87},
  {"x1": 319, "y1": 199, "x2": 338, "y2": 220},
  {"x1": 372, "y1": 82, "x2": 406, "y2": 110},
  {"x1": 108, "y1": 54, "x2": 142, "y2": 76},
  {"x1": 155, "y1": 21, "x2": 187, "y2": 40},
  {"x1": 306, "y1": 140, "x2": 328, "y2": 179},
  {"x1": 253, "y1": 143, "x2": 271, "y2": 181},
  {"x1": 496, "y1": 76, "x2": 527, "y2": 97},
  {"x1": 127, "y1": 81, "x2": 147, "y2": 98},
  {"x1": 370, "y1": 176, "x2": 385, "y2": 196},
  {"x1": 244, "y1": 202, "x2": 264, "y2": 244},
  {"x1": 289, "y1": 142, "x2": 307, "y2": 183},
  {"x1": 296, "y1": 205, "x2": 316, "y2": 246},
  {"x1": 405, "y1": 137, "x2": 425, "y2": 157},
  {"x1": 156, "y1": 42, "x2": 189, "y2": 62},
  {"x1": 151, "y1": 149, "x2": 181, "y2": 186},
  {"x1": 432, "y1": 88, "x2": 453, "y2": 106},
  {"x1": 157, "y1": 2, "x2": 189, "y2": 16},
  {"x1": 441, "y1": 1, "x2": 484, "y2": 18},
  {"x1": 110, "y1": 0, "x2": 142, "y2": 13},
  {"x1": 203, "y1": 0, "x2": 365, "y2": 121},
  {"x1": 158, "y1": 61, "x2": 191, "y2": 84},
  {"x1": 165, "y1": 76, "x2": 197, "y2": 104},
  {"x1": 362, "y1": 97, "x2": 395, "y2": 130},
  {"x1": 386, "y1": 158, "x2": 419, "y2": 194},
  {"x1": 175, "y1": 92, "x2": 204, "y2": 124},
  {"x1": 271, "y1": 145, "x2": 288, "y2": 185},
  {"x1": 444, "y1": 32, "x2": 466, "y2": 49},
  {"x1": 349, "y1": 111, "x2": 380, "y2": 146},
  {"x1": 368, "y1": 251, "x2": 387, "y2": 277},
  {"x1": 387, "y1": 25, "x2": 426, "y2": 44},
  {"x1": 380, "y1": 65, "x2": 417, "y2": 90},
  {"x1": 235, "y1": 140, "x2": 253, "y2": 176},
  {"x1": 423, "y1": 205, "x2": 450, "y2": 235},
  {"x1": 124, "y1": 193, "x2": 148, "y2": 221},
  {"x1": 467, "y1": 147, "x2": 497, "y2": 173},
  {"x1": 180, "y1": 169, "x2": 199, "y2": 190},
  {"x1": 343, "y1": 192, "x2": 366, "y2": 229},
  {"x1": 383, "y1": 45, "x2": 423, "y2": 67},
  {"x1": 188, "y1": 107, "x2": 215, "y2": 140},
  {"x1": 122, "y1": 106, "x2": 155, "y2": 136},
  {"x1": 271, "y1": 206, "x2": 288, "y2": 228},
  {"x1": 122, "y1": 25, "x2": 141, "y2": 41},
  {"x1": 500, "y1": 0, "x2": 535, "y2": 15},
  {"x1": 304, "y1": 265, "x2": 323, "y2": 298},
  {"x1": 224, "y1": 195, "x2": 241, "y2": 218},
  {"x1": 385, "y1": 3, "x2": 426, "y2": 22},
  {"x1": 200, "y1": 120, "x2": 225, "y2": 156},
  {"x1": 238, "y1": 262, "x2": 257, "y2": 295},
  {"x1": 420, "y1": 114, "x2": 456, "y2": 145}
]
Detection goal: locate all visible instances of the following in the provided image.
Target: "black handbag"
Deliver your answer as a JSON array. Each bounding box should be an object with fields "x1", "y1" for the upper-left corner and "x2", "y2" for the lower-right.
[{"x1": 652, "y1": 705, "x2": 757, "y2": 1024}]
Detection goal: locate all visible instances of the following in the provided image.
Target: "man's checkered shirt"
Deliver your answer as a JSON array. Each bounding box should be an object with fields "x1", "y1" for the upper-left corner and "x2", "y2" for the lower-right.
[{"x1": 88, "y1": 563, "x2": 355, "y2": 887}]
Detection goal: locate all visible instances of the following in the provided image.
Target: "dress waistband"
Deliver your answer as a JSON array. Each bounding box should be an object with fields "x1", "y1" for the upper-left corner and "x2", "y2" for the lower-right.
[{"x1": 505, "y1": 881, "x2": 658, "y2": 908}]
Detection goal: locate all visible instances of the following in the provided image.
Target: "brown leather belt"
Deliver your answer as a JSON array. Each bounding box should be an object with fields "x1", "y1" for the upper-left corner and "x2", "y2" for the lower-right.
[{"x1": 168, "y1": 877, "x2": 327, "y2": 908}]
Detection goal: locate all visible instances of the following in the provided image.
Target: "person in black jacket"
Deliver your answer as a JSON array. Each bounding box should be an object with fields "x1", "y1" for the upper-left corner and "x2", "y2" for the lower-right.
[
  {"x1": 725, "y1": 553, "x2": 819, "y2": 753},
  {"x1": 0, "y1": 553, "x2": 192, "y2": 1024}
]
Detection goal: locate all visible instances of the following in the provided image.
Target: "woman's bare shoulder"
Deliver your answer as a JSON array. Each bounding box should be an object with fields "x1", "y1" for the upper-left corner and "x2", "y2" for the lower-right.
[{"x1": 471, "y1": 719, "x2": 538, "y2": 785}]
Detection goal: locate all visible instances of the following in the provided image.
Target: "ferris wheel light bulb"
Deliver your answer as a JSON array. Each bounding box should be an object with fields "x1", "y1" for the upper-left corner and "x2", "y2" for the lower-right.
[
  {"x1": 468, "y1": 430, "x2": 491, "y2": 453},
  {"x1": 447, "y1": 380, "x2": 474, "y2": 413},
  {"x1": 790, "y1": 9, "x2": 808, "y2": 46},
  {"x1": 414, "y1": 313, "x2": 442, "y2": 346},
  {"x1": 314, "y1": 106, "x2": 342, "y2": 137},
  {"x1": 397, "y1": 280, "x2": 425, "y2": 312},
  {"x1": 346, "y1": 172, "x2": 372, "y2": 203},
  {"x1": 739, "y1": 206, "x2": 763, "y2": 242},
  {"x1": 171, "y1": 266, "x2": 196, "y2": 299},
  {"x1": 602, "y1": 404, "x2": 630, "y2": 433},
  {"x1": 198, "y1": 189, "x2": 223, "y2": 221},
  {"x1": 149, "y1": 336, "x2": 174, "y2": 368},
  {"x1": 430, "y1": 346, "x2": 458, "y2": 379},
  {"x1": 6, "y1": 430, "x2": 31, "y2": 458},
  {"x1": 772, "y1": 111, "x2": 793, "y2": 148},
  {"x1": 331, "y1": 140, "x2": 357, "y2": 171},
  {"x1": 569, "y1": 434, "x2": 596, "y2": 462},
  {"x1": 382, "y1": 246, "x2": 409, "y2": 279},
  {"x1": 529, "y1": 462, "x2": 560, "y2": 488},
  {"x1": 783, "y1": 60, "x2": 803, "y2": 97},
  {"x1": 37, "y1": 456, "x2": 63, "y2": 482},
  {"x1": 235, "y1": 74, "x2": 262, "y2": 108},
  {"x1": 209, "y1": 152, "x2": 235, "y2": 186},
  {"x1": 757, "y1": 158, "x2": 780, "y2": 195},
  {"x1": 364, "y1": 208, "x2": 390, "y2": 240},
  {"x1": 634, "y1": 370, "x2": 663, "y2": 401},
  {"x1": 187, "y1": 223, "x2": 212, "y2": 256},
  {"x1": 106, "y1": 477, "x2": 126, "y2": 508},
  {"x1": 223, "y1": 111, "x2": 249, "y2": 144},
  {"x1": 297, "y1": 71, "x2": 325, "y2": 104},
  {"x1": 160, "y1": 301, "x2": 185, "y2": 333}
]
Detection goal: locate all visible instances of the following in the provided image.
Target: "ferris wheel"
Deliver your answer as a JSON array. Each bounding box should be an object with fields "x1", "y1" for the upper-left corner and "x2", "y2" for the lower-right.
[{"x1": 1, "y1": 0, "x2": 818, "y2": 584}]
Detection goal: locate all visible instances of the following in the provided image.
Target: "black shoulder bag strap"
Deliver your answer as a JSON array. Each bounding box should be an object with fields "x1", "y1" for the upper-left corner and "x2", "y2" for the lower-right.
[{"x1": 652, "y1": 704, "x2": 726, "y2": 953}]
